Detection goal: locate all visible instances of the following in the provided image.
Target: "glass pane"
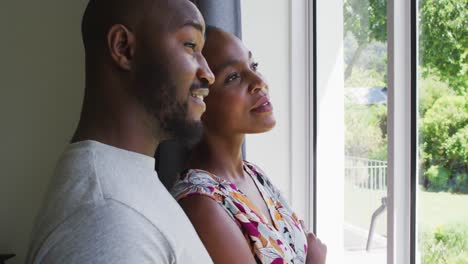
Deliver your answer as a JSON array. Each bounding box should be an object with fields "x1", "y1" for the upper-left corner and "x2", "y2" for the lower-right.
[
  {"x1": 417, "y1": 0, "x2": 468, "y2": 263},
  {"x1": 343, "y1": 0, "x2": 388, "y2": 263}
]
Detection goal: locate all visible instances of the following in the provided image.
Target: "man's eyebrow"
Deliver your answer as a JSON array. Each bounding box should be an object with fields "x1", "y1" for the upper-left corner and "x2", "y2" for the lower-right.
[{"x1": 183, "y1": 20, "x2": 204, "y2": 34}]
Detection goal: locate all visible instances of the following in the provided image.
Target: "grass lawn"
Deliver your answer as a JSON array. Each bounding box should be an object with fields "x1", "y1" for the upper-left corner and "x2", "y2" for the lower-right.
[
  {"x1": 344, "y1": 182, "x2": 468, "y2": 236},
  {"x1": 418, "y1": 190, "x2": 468, "y2": 231},
  {"x1": 345, "y1": 181, "x2": 387, "y2": 236}
]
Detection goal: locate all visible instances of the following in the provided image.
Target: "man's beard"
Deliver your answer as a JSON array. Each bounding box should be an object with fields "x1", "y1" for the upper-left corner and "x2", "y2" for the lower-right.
[{"x1": 133, "y1": 59, "x2": 203, "y2": 146}]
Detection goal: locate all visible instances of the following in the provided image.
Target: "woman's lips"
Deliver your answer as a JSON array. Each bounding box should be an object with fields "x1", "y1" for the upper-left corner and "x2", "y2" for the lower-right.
[
  {"x1": 251, "y1": 96, "x2": 273, "y2": 113},
  {"x1": 251, "y1": 102, "x2": 273, "y2": 113}
]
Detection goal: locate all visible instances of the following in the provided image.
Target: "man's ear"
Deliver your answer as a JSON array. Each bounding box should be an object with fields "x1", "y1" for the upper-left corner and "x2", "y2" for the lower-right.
[{"x1": 107, "y1": 24, "x2": 136, "y2": 71}]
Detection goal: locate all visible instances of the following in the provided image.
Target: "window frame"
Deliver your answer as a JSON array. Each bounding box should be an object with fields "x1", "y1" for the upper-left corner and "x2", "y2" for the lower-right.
[
  {"x1": 288, "y1": 0, "x2": 314, "y2": 232},
  {"x1": 387, "y1": 0, "x2": 416, "y2": 262},
  {"x1": 288, "y1": 0, "x2": 417, "y2": 263}
]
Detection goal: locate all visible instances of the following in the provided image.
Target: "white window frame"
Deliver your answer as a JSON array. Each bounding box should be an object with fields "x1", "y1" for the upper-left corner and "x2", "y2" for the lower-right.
[
  {"x1": 289, "y1": 0, "x2": 415, "y2": 263},
  {"x1": 289, "y1": 0, "x2": 312, "y2": 229},
  {"x1": 387, "y1": 0, "x2": 415, "y2": 263}
]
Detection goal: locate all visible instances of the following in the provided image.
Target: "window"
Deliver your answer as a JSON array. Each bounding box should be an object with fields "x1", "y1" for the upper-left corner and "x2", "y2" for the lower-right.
[
  {"x1": 243, "y1": 0, "x2": 466, "y2": 263},
  {"x1": 312, "y1": 0, "x2": 414, "y2": 263},
  {"x1": 313, "y1": 0, "x2": 389, "y2": 262},
  {"x1": 343, "y1": 0, "x2": 388, "y2": 262},
  {"x1": 416, "y1": 0, "x2": 468, "y2": 263}
]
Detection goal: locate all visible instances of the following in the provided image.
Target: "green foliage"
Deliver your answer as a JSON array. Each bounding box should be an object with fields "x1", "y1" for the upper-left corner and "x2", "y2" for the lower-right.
[
  {"x1": 445, "y1": 125, "x2": 468, "y2": 164},
  {"x1": 344, "y1": 0, "x2": 466, "y2": 93},
  {"x1": 420, "y1": 0, "x2": 468, "y2": 94},
  {"x1": 345, "y1": 103, "x2": 387, "y2": 160},
  {"x1": 420, "y1": 224, "x2": 468, "y2": 264},
  {"x1": 368, "y1": 143, "x2": 387, "y2": 161},
  {"x1": 420, "y1": 95, "x2": 468, "y2": 192},
  {"x1": 418, "y1": 75, "x2": 453, "y2": 116},
  {"x1": 343, "y1": 0, "x2": 387, "y2": 80},
  {"x1": 344, "y1": 0, "x2": 387, "y2": 45},
  {"x1": 454, "y1": 173, "x2": 468, "y2": 193},
  {"x1": 425, "y1": 165, "x2": 451, "y2": 190},
  {"x1": 345, "y1": 66, "x2": 386, "y2": 87}
]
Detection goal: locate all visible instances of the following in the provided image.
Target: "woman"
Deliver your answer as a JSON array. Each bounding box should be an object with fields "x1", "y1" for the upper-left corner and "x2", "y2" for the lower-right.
[{"x1": 171, "y1": 27, "x2": 327, "y2": 264}]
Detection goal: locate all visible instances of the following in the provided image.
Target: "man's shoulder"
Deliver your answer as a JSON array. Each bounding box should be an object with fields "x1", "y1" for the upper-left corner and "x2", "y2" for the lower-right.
[
  {"x1": 28, "y1": 200, "x2": 174, "y2": 264},
  {"x1": 28, "y1": 142, "x2": 212, "y2": 263},
  {"x1": 55, "y1": 200, "x2": 168, "y2": 238}
]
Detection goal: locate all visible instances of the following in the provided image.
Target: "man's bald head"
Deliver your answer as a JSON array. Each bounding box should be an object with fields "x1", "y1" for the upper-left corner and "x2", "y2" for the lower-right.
[
  {"x1": 82, "y1": 0, "x2": 144, "y2": 54},
  {"x1": 76, "y1": 0, "x2": 213, "y2": 147},
  {"x1": 81, "y1": 0, "x2": 202, "y2": 56}
]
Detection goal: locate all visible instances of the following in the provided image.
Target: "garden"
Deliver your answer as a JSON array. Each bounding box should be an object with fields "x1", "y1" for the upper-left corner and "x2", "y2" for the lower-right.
[{"x1": 344, "y1": 0, "x2": 467, "y2": 262}]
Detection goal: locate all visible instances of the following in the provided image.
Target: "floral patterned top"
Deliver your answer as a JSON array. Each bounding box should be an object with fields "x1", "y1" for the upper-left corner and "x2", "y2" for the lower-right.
[{"x1": 171, "y1": 161, "x2": 308, "y2": 264}]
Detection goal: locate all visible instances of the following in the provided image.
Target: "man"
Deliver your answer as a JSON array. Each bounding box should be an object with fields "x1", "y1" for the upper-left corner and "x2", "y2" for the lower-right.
[{"x1": 27, "y1": 0, "x2": 214, "y2": 263}]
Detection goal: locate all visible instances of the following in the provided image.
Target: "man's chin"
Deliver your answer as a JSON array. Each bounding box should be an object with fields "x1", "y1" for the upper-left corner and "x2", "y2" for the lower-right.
[
  {"x1": 187, "y1": 98, "x2": 206, "y2": 122},
  {"x1": 186, "y1": 110, "x2": 204, "y2": 122},
  {"x1": 166, "y1": 120, "x2": 203, "y2": 147}
]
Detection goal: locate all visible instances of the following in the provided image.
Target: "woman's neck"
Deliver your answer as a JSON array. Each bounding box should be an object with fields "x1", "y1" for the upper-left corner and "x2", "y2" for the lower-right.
[{"x1": 188, "y1": 133, "x2": 246, "y2": 182}]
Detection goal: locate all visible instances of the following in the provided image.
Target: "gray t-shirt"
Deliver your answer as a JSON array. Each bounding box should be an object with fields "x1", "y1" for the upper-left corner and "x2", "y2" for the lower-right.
[{"x1": 27, "y1": 140, "x2": 212, "y2": 264}]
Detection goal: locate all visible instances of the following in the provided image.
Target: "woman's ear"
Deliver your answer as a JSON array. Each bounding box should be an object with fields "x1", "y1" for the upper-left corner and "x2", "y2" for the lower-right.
[{"x1": 107, "y1": 24, "x2": 136, "y2": 71}]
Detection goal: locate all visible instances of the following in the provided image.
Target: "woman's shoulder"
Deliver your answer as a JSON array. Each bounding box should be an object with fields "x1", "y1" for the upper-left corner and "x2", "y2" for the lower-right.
[
  {"x1": 171, "y1": 169, "x2": 226, "y2": 201},
  {"x1": 243, "y1": 160, "x2": 276, "y2": 190},
  {"x1": 180, "y1": 169, "x2": 223, "y2": 185},
  {"x1": 243, "y1": 160, "x2": 289, "y2": 205}
]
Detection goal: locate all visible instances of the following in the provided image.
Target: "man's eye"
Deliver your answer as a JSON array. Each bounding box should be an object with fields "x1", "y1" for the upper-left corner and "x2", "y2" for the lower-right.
[
  {"x1": 251, "y1": 62, "x2": 259, "y2": 71},
  {"x1": 184, "y1": 42, "x2": 197, "y2": 50},
  {"x1": 226, "y1": 73, "x2": 240, "y2": 83}
]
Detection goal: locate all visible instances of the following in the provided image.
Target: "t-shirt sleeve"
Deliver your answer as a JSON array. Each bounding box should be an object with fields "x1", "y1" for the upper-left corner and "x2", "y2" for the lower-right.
[{"x1": 36, "y1": 201, "x2": 175, "y2": 264}]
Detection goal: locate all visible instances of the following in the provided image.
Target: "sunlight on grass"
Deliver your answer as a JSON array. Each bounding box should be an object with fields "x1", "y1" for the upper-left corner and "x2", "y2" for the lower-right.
[{"x1": 344, "y1": 183, "x2": 468, "y2": 237}]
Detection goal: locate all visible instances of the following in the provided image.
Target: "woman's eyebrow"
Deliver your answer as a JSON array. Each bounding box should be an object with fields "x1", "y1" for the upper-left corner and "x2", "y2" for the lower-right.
[
  {"x1": 213, "y1": 51, "x2": 252, "y2": 75},
  {"x1": 214, "y1": 59, "x2": 242, "y2": 74}
]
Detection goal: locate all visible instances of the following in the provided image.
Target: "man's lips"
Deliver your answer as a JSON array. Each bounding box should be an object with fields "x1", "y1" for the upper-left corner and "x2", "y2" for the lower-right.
[
  {"x1": 251, "y1": 96, "x2": 271, "y2": 111},
  {"x1": 190, "y1": 88, "x2": 209, "y2": 100}
]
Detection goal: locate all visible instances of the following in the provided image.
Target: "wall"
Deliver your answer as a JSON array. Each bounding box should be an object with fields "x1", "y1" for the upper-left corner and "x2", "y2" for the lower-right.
[
  {"x1": 0, "y1": 1, "x2": 87, "y2": 263},
  {"x1": 241, "y1": 0, "x2": 292, "y2": 201}
]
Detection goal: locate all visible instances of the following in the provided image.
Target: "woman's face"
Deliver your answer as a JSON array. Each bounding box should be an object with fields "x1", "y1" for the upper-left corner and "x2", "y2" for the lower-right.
[{"x1": 201, "y1": 29, "x2": 276, "y2": 136}]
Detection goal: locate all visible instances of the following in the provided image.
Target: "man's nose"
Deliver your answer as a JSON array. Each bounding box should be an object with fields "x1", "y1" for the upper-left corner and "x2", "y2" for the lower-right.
[{"x1": 197, "y1": 55, "x2": 215, "y2": 86}]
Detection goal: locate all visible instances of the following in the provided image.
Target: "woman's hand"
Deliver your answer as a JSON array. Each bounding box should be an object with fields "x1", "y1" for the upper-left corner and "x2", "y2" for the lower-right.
[{"x1": 300, "y1": 221, "x2": 327, "y2": 264}]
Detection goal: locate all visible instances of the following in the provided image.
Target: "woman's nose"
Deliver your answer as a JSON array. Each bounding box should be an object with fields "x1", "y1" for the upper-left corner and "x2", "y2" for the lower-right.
[{"x1": 249, "y1": 73, "x2": 268, "y2": 94}]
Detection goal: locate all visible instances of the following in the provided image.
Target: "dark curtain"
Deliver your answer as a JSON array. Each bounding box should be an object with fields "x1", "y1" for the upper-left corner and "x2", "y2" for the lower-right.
[
  {"x1": 156, "y1": 0, "x2": 243, "y2": 190},
  {"x1": 191, "y1": 0, "x2": 242, "y2": 38}
]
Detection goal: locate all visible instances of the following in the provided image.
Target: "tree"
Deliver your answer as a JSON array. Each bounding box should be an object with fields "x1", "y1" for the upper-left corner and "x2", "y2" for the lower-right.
[
  {"x1": 420, "y1": 95, "x2": 468, "y2": 191},
  {"x1": 344, "y1": 0, "x2": 387, "y2": 79},
  {"x1": 345, "y1": 104, "x2": 387, "y2": 159},
  {"x1": 420, "y1": 0, "x2": 467, "y2": 94},
  {"x1": 344, "y1": 0, "x2": 467, "y2": 95},
  {"x1": 418, "y1": 75, "x2": 453, "y2": 116}
]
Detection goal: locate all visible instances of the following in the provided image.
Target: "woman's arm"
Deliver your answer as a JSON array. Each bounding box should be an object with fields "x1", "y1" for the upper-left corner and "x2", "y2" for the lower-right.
[
  {"x1": 300, "y1": 221, "x2": 327, "y2": 264},
  {"x1": 305, "y1": 232, "x2": 327, "y2": 264},
  {"x1": 179, "y1": 196, "x2": 257, "y2": 264}
]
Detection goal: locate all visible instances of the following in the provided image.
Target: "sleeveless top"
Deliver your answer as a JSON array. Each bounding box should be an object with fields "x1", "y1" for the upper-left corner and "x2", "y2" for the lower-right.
[{"x1": 171, "y1": 161, "x2": 308, "y2": 264}]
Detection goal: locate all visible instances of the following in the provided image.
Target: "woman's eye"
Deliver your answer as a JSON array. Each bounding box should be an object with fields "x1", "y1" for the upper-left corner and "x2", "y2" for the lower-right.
[
  {"x1": 226, "y1": 73, "x2": 240, "y2": 83},
  {"x1": 251, "y1": 62, "x2": 259, "y2": 71}
]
